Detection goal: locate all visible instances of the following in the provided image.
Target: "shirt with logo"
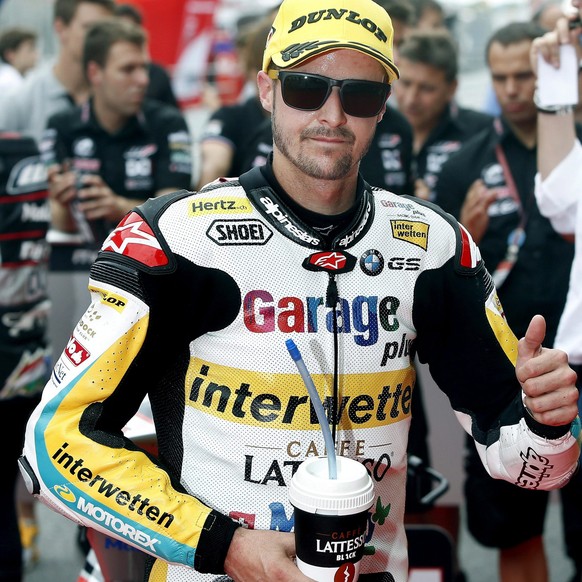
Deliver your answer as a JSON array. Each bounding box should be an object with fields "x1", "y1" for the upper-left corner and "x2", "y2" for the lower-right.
[
  {"x1": 435, "y1": 117, "x2": 582, "y2": 345},
  {"x1": 413, "y1": 102, "x2": 493, "y2": 201}
]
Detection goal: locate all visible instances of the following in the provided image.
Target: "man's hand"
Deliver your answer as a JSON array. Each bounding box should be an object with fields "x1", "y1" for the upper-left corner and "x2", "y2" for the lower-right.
[
  {"x1": 459, "y1": 179, "x2": 497, "y2": 243},
  {"x1": 516, "y1": 314, "x2": 579, "y2": 426},
  {"x1": 224, "y1": 528, "x2": 314, "y2": 582},
  {"x1": 47, "y1": 165, "x2": 77, "y2": 206},
  {"x1": 530, "y1": 14, "x2": 582, "y2": 73},
  {"x1": 75, "y1": 174, "x2": 126, "y2": 223}
]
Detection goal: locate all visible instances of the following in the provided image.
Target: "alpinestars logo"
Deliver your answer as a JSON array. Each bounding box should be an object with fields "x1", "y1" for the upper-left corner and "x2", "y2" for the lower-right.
[
  {"x1": 303, "y1": 251, "x2": 357, "y2": 273},
  {"x1": 516, "y1": 447, "x2": 553, "y2": 489},
  {"x1": 259, "y1": 196, "x2": 320, "y2": 246},
  {"x1": 102, "y1": 212, "x2": 168, "y2": 267}
]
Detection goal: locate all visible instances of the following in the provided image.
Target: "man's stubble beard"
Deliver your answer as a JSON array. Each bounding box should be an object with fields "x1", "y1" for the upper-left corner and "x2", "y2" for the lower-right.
[{"x1": 271, "y1": 99, "x2": 374, "y2": 181}]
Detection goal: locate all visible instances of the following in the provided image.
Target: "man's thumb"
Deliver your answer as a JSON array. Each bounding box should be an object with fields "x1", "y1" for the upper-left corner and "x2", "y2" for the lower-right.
[{"x1": 518, "y1": 314, "x2": 546, "y2": 362}]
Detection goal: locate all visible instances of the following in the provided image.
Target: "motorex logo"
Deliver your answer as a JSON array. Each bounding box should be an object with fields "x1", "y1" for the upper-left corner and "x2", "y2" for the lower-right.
[{"x1": 76, "y1": 496, "x2": 161, "y2": 552}]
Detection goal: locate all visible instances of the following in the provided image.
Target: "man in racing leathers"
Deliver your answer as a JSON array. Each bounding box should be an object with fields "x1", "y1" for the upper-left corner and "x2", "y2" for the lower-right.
[{"x1": 19, "y1": 1, "x2": 580, "y2": 581}]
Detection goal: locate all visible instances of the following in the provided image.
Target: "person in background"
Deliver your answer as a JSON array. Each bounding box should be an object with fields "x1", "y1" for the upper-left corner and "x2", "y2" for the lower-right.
[
  {"x1": 435, "y1": 21, "x2": 582, "y2": 582},
  {"x1": 0, "y1": 0, "x2": 116, "y2": 144},
  {"x1": 197, "y1": 14, "x2": 273, "y2": 188},
  {"x1": 0, "y1": 27, "x2": 38, "y2": 92},
  {"x1": 375, "y1": 0, "x2": 417, "y2": 57},
  {"x1": 482, "y1": 1, "x2": 565, "y2": 118},
  {"x1": 0, "y1": 131, "x2": 50, "y2": 582},
  {"x1": 531, "y1": 0, "x2": 566, "y2": 31},
  {"x1": 394, "y1": 28, "x2": 492, "y2": 200},
  {"x1": 113, "y1": 3, "x2": 180, "y2": 109},
  {"x1": 530, "y1": 8, "x2": 582, "y2": 581},
  {"x1": 43, "y1": 19, "x2": 192, "y2": 249},
  {"x1": 19, "y1": 1, "x2": 580, "y2": 581},
  {"x1": 41, "y1": 16, "x2": 192, "y2": 375},
  {"x1": 410, "y1": 0, "x2": 447, "y2": 30}
]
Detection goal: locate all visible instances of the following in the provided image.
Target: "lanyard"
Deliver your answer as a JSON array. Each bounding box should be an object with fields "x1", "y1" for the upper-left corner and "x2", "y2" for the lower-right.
[{"x1": 490, "y1": 119, "x2": 530, "y2": 289}]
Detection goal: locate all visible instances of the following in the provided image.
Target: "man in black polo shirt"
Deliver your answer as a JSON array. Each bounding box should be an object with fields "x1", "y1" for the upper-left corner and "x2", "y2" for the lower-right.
[
  {"x1": 42, "y1": 19, "x2": 192, "y2": 248},
  {"x1": 40, "y1": 18, "x2": 192, "y2": 360},
  {"x1": 393, "y1": 28, "x2": 493, "y2": 201},
  {"x1": 435, "y1": 21, "x2": 581, "y2": 582}
]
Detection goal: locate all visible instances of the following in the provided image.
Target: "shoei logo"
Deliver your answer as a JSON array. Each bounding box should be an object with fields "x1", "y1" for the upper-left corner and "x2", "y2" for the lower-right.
[
  {"x1": 54, "y1": 484, "x2": 76, "y2": 503},
  {"x1": 390, "y1": 220, "x2": 429, "y2": 251},
  {"x1": 207, "y1": 219, "x2": 273, "y2": 245},
  {"x1": 189, "y1": 197, "x2": 252, "y2": 216}
]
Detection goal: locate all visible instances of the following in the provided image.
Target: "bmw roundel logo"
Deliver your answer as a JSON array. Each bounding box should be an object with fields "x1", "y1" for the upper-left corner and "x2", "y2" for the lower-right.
[{"x1": 360, "y1": 249, "x2": 384, "y2": 276}]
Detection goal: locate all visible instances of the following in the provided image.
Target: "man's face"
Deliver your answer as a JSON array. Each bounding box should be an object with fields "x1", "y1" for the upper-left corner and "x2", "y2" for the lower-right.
[
  {"x1": 10, "y1": 39, "x2": 38, "y2": 75},
  {"x1": 393, "y1": 57, "x2": 457, "y2": 131},
  {"x1": 259, "y1": 49, "x2": 386, "y2": 182},
  {"x1": 58, "y1": 2, "x2": 114, "y2": 63},
  {"x1": 91, "y1": 40, "x2": 149, "y2": 118},
  {"x1": 488, "y1": 40, "x2": 537, "y2": 126}
]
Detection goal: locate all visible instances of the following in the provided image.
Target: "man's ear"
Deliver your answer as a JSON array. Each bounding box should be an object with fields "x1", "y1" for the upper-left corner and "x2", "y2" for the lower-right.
[
  {"x1": 86, "y1": 61, "x2": 101, "y2": 87},
  {"x1": 447, "y1": 79, "x2": 459, "y2": 102},
  {"x1": 53, "y1": 17, "x2": 66, "y2": 40},
  {"x1": 377, "y1": 100, "x2": 388, "y2": 123},
  {"x1": 257, "y1": 70, "x2": 274, "y2": 114}
]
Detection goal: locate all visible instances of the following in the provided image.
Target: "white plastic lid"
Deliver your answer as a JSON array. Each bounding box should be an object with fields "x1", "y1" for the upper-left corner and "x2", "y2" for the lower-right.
[{"x1": 288, "y1": 456, "x2": 375, "y2": 516}]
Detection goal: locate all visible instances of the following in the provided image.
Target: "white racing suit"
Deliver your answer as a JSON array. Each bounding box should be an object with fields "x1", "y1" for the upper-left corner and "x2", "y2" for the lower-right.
[{"x1": 20, "y1": 166, "x2": 580, "y2": 581}]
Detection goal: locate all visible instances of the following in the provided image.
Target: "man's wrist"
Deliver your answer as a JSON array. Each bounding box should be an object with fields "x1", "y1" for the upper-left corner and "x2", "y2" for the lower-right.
[
  {"x1": 533, "y1": 88, "x2": 575, "y2": 115},
  {"x1": 194, "y1": 510, "x2": 241, "y2": 574}
]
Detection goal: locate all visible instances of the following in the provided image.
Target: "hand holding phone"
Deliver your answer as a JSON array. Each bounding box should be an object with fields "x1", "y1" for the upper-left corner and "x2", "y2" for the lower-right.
[{"x1": 537, "y1": 44, "x2": 579, "y2": 107}]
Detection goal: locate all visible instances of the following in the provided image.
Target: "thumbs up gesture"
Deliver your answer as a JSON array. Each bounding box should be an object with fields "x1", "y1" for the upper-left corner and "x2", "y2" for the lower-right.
[{"x1": 516, "y1": 315, "x2": 579, "y2": 426}]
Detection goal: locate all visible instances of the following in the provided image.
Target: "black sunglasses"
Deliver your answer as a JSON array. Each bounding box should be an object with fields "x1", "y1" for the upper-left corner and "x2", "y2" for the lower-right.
[{"x1": 267, "y1": 71, "x2": 391, "y2": 118}]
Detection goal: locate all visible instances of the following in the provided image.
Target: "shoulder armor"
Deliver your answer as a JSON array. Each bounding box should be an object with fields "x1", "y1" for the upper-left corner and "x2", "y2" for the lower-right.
[{"x1": 98, "y1": 190, "x2": 192, "y2": 274}]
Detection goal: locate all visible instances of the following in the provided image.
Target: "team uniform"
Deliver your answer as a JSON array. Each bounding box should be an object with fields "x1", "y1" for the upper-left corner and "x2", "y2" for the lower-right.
[
  {"x1": 413, "y1": 103, "x2": 492, "y2": 202},
  {"x1": 435, "y1": 118, "x2": 582, "y2": 559},
  {"x1": 21, "y1": 161, "x2": 579, "y2": 582},
  {"x1": 40, "y1": 97, "x2": 193, "y2": 259},
  {"x1": 199, "y1": 96, "x2": 269, "y2": 180},
  {"x1": 0, "y1": 133, "x2": 50, "y2": 580},
  {"x1": 355, "y1": 106, "x2": 414, "y2": 196}
]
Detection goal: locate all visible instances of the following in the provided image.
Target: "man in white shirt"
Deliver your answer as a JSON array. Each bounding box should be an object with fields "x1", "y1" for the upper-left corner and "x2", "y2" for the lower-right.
[
  {"x1": 531, "y1": 13, "x2": 582, "y2": 582},
  {"x1": 0, "y1": 27, "x2": 38, "y2": 93},
  {"x1": 0, "y1": 0, "x2": 115, "y2": 144}
]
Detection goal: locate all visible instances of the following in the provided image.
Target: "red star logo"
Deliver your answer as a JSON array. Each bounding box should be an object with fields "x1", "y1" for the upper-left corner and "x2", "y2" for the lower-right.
[
  {"x1": 310, "y1": 251, "x2": 347, "y2": 270},
  {"x1": 102, "y1": 212, "x2": 168, "y2": 267}
]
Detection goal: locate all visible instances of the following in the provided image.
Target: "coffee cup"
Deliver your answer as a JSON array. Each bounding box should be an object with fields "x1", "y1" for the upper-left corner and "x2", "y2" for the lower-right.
[{"x1": 289, "y1": 456, "x2": 374, "y2": 582}]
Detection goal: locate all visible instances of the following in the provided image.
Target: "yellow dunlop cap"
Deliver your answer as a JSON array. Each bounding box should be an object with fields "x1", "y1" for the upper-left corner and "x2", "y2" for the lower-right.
[{"x1": 262, "y1": 0, "x2": 399, "y2": 83}]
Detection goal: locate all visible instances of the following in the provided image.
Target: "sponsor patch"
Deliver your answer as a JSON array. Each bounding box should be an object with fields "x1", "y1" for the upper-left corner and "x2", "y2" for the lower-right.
[
  {"x1": 73, "y1": 137, "x2": 95, "y2": 157},
  {"x1": 189, "y1": 197, "x2": 253, "y2": 216},
  {"x1": 207, "y1": 219, "x2": 272, "y2": 245},
  {"x1": 64, "y1": 336, "x2": 90, "y2": 367},
  {"x1": 360, "y1": 249, "x2": 384, "y2": 276},
  {"x1": 390, "y1": 220, "x2": 429, "y2": 250},
  {"x1": 303, "y1": 251, "x2": 357, "y2": 273},
  {"x1": 88, "y1": 286, "x2": 128, "y2": 312}
]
